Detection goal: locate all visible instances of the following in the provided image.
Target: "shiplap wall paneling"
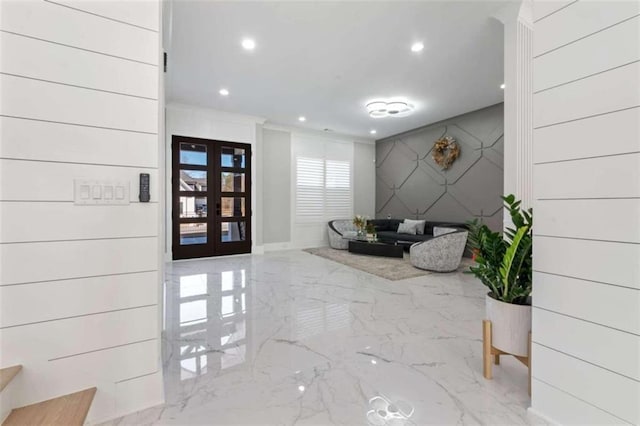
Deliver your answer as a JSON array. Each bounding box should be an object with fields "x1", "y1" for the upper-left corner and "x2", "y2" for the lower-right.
[
  {"x1": 534, "y1": 236, "x2": 640, "y2": 289},
  {"x1": 0, "y1": 0, "x2": 163, "y2": 423},
  {"x1": 535, "y1": 272, "x2": 640, "y2": 335},
  {"x1": 533, "y1": 344, "x2": 638, "y2": 424},
  {"x1": 534, "y1": 0, "x2": 640, "y2": 56},
  {"x1": 0, "y1": 272, "x2": 159, "y2": 328},
  {"x1": 0, "y1": 117, "x2": 159, "y2": 167},
  {"x1": 534, "y1": 154, "x2": 640, "y2": 200},
  {"x1": 534, "y1": 107, "x2": 640, "y2": 163},
  {"x1": 532, "y1": 1, "x2": 640, "y2": 424},
  {"x1": 534, "y1": 61, "x2": 640, "y2": 128},
  {"x1": 0, "y1": 0, "x2": 159, "y2": 65}
]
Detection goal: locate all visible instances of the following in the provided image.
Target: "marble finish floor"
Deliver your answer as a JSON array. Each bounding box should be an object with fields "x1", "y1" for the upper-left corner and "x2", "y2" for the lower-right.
[{"x1": 108, "y1": 250, "x2": 534, "y2": 425}]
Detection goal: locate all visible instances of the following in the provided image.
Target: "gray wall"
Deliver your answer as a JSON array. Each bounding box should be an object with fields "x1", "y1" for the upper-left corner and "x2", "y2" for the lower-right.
[
  {"x1": 262, "y1": 128, "x2": 292, "y2": 244},
  {"x1": 353, "y1": 142, "x2": 376, "y2": 217},
  {"x1": 376, "y1": 103, "x2": 504, "y2": 230}
]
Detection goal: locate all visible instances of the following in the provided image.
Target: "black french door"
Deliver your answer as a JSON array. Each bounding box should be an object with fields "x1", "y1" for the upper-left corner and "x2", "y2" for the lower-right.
[{"x1": 172, "y1": 136, "x2": 252, "y2": 259}]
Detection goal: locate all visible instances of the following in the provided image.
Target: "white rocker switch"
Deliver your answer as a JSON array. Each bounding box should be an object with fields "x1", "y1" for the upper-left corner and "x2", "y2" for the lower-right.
[
  {"x1": 80, "y1": 185, "x2": 91, "y2": 200},
  {"x1": 115, "y1": 186, "x2": 125, "y2": 200},
  {"x1": 92, "y1": 185, "x2": 102, "y2": 199},
  {"x1": 104, "y1": 185, "x2": 114, "y2": 200}
]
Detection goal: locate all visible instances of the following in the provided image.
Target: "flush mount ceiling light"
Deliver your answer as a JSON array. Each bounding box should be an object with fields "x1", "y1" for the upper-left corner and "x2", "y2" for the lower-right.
[
  {"x1": 411, "y1": 42, "x2": 424, "y2": 52},
  {"x1": 298, "y1": 116, "x2": 306, "y2": 122},
  {"x1": 241, "y1": 38, "x2": 256, "y2": 50},
  {"x1": 500, "y1": 83, "x2": 506, "y2": 89},
  {"x1": 370, "y1": 129, "x2": 377, "y2": 135},
  {"x1": 219, "y1": 88, "x2": 229, "y2": 96},
  {"x1": 366, "y1": 99, "x2": 415, "y2": 118}
]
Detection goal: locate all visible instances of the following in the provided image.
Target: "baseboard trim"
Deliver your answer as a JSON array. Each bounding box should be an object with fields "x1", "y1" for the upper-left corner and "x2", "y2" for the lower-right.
[
  {"x1": 263, "y1": 242, "x2": 293, "y2": 252},
  {"x1": 527, "y1": 407, "x2": 560, "y2": 425}
]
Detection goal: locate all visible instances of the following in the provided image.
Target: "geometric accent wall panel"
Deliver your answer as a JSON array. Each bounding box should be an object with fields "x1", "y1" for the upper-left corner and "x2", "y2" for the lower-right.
[{"x1": 375, "y1": 103, "x2": 504, "y2": 230}]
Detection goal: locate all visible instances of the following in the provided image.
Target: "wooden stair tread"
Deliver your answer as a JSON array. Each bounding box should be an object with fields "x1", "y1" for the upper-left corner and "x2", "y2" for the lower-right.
[
  {"x1": 0, "y1": 365, "x2": 22, "y2": 393},
  {"x1": 3, "y1": 387, "x2": 97, "y2": 426}
]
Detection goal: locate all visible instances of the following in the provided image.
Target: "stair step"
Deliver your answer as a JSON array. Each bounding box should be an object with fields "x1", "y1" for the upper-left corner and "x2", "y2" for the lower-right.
[
  {"x1": 3, "y1": 387, "x2": 97, "y2": 426},
  {"x1": 0, "y1": 366, "x2": 22, "y2": 393}
]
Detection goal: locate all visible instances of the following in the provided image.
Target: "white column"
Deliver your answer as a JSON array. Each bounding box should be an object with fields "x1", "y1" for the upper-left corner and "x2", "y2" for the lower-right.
[{"x1": 495, "y1": 0, "x2": 533, "y2": 229}]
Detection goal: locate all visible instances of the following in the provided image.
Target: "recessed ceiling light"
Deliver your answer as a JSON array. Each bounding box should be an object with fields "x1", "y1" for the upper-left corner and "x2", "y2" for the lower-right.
[
  {"x1": 500, "y1": 83, "x2": 506, "y2": 89},
  {"x1": 241, "y1": 38, "x2": 256, "y2": 50},
  {"x1": 219, "y1": 88, "x2": 229, "y2": 96},
  {"x1": 411, "y1": 42, "x2": 424, "y2": 52},
  {"x1": 370, "y1": 130, "x2": 377, "y2": 135},
  {"x1": 298, "y1": 116, "x2": 306, "y2": 122}
]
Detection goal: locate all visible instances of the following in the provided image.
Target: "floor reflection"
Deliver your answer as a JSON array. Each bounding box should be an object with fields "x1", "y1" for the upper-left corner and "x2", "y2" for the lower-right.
[{"x1": 164, "y1": 268, "x2": 251, "y2": 387}]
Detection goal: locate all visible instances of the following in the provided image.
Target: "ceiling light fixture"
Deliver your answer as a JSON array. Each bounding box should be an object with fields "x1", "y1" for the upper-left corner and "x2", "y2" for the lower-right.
[
  {"x1": 500, "y1": 83, "x2": 506, "y2": 89},
  {"x1": 219, "y1": 88, "x2": 229, "y2": 96},
  {"x1": 298, "y1": 116, "x2": 306, "y2": 122},
  {"x1": 370, "y1": 130, "x2": 377, "y2": 135},
  {"x1": 241, "y1": 38, "x2": 256, "y2": 50},
  {"x1": 366, "y1": 99, "x2": 415, "y2": 118},
  {"x1": 411, "y1": 42, "x2": 424, "y2": 52}
]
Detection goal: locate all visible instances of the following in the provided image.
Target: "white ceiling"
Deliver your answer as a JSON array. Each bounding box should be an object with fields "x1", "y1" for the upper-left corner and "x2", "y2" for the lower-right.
[{"x1": 166, "y1": 1, "x2": 507, "y2": 139}]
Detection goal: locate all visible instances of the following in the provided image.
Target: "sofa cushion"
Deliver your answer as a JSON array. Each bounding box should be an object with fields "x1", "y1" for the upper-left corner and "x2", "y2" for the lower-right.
[
  {"x1": 404, "y1": 219, "x2": 426, "y2": 235},
  {"x1": 397, "y1": 221, "x2": 418, "y2": 235}
]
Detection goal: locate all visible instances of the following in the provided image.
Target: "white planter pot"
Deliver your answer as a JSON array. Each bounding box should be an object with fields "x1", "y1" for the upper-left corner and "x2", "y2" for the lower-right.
[{"x1": 485, "y1": 294, "x2": 531, "y2": 357}]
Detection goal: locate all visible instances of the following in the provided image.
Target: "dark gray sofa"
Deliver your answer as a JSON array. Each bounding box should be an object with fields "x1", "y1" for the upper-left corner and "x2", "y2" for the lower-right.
[{"x1": 369, "y1": 219, "x2": 467, "y2": 247}]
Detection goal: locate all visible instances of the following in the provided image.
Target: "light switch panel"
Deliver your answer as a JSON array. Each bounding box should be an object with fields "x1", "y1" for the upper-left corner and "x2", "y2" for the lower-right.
[{"x1": 74, "y1": 180, "x2": 130, "y2": 205}]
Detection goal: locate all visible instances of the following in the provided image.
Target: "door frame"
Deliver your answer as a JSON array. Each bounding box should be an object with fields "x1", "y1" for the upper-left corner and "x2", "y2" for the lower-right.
[{"x1": 171, "y1": 135, "x2": 252, "y2": 260}]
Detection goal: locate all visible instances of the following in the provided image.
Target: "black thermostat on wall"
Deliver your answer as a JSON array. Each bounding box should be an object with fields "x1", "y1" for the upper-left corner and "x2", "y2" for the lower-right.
[{"x1": 139, "y1": 173, "x2": 150, "y2": 202}]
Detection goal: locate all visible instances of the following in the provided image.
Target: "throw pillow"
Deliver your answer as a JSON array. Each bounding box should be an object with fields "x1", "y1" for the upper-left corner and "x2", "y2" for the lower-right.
[
  {"x1": 404, "y1": 219, "x2": 426, "y2": 235},
  {"x1": 397, "y1": 221, "x2": 418, "y2": 235}
]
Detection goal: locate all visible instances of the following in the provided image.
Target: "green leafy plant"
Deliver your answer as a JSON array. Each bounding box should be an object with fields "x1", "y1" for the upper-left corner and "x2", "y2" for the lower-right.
[
  {"x1": 365, "y1": 222, "x2": 376, "y2": 234},
  {"x1": 467, "y1": 195, "x2": 532, "y2": 305}
]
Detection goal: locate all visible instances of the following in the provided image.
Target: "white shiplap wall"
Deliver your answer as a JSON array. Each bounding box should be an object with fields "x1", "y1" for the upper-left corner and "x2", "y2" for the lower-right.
[
  {"x1": 531, "y1": 1, "x2": 640, "y2": 424},
  {"x1": 0, "y1": 0, "x2": 163, "y2": 423}
]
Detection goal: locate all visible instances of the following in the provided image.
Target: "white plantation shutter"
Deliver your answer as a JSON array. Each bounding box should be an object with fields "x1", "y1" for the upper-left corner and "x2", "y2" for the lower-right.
[
  {"x1": 296, "y1": 157, "x2": 325, "y2": 222},
  {"x1": 293, "y1": 135, "x2": 353, "y2": 225},
  {"x1": 295, "y1": 157, "x2": 352, "y2": 223},
  {"x1": 325, "y1": 160, "x2": 351, "y2": 219}
]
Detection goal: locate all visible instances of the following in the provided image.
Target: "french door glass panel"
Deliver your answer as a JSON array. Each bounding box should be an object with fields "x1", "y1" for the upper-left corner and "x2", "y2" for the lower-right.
[
  {"x1": 180, "y1": 143, "x2": 207, "y2": 166},
  {"x1": 221, "y1": 221, "x2": 246, "y2": 242},
  {"x1": 180, "y1": 169, "x2": 207, "y2": 191},
  {"x1": 221, "y1": 172, "x2": 245, "y2": 192},
  {"x1": 221, "y1": 147, "x2": 246, "y2": 168},
  {"x1": 179, "y1": 196, "x2": 207, "y2": 218},
  {"x1": 180, "y1": 223, "x2": 207, "y2": 245}
]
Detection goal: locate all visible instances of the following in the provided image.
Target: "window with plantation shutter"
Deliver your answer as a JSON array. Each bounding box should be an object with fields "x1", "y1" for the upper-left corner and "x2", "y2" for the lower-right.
[
  {"x1": 296, "y1": 157, "x2": 325, "y2": 222},
  {"x1": 325, "y1": 160, "x2": 351, "y2": 219},
  {"x1": 295, "y1": 156, "x2": 352, "y2": 223}
]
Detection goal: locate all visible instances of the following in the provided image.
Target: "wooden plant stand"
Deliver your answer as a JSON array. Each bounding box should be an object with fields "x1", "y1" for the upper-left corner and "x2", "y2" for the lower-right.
[{"x1": 482, "y1": 319, "x2": 532, "y2": 396}]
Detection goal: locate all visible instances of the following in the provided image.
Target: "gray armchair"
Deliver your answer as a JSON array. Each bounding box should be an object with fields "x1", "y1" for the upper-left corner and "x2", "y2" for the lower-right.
[
  {"x1": 409, "y1": 227, "x2": 468, "y2": 272},
  {"x1": 327, "y1": 219, "x2": 357, "y2": 249}
]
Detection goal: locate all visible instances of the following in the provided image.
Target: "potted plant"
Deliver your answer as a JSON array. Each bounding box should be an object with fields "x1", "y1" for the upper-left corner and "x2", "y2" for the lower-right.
[
  {"x1": 365, "y1": 222, "x2": 377, "y2": 241},
  {"x1": 467, "y1": 195, "x2": 533, "y2": 356},
  {"x1": 353, "y1": 215, "x2": 368, "y2": 237}
]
